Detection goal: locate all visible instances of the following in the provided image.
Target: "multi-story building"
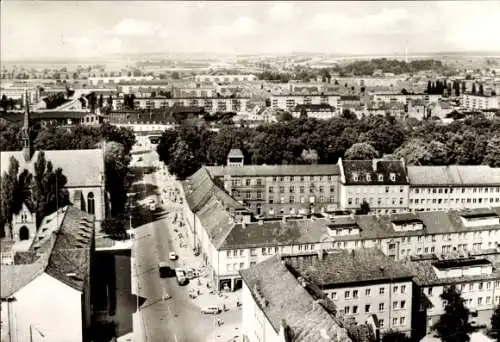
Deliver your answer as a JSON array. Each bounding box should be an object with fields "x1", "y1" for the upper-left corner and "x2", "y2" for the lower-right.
[
  {"x1": 207, "y1": 162, "x2": 341, "y2": 217},
  {"x1": 462, "y1": 93, "x2": 500, "y2": 110},
  {"x1": 290, "y1": 104, "x2": 338, "y2": 120},
  {"x1": 1, "y1": 206, "x2": 95, "y2": 342},
  {"x1": 270, "y1": 94, "x2": 341, "y2": 112},
  {"x1": 408, "y1": 165, "x2": 500, "y2": 212},
  {"x1": 283, "y1": 248, "x2": 414, "y2": 336},
  {"x1": 88, "y1": 75, "x2": 154, "y2": 86},
  {"x1": 324, "y1": 208, "x2": 500, "y2": 260},
  {"x1": 240, "y1": 255, "x2": 354, "y2": 342},
  {"x1": 405, "y1": 254, "x2": 500, "y2": 339},
  {"x1": 194, "y1": 74, "x2": 257, "y2": 83},
  {"x1": 0, "y1": 86, "x2": 40, "y2": 105},
  {"x1": 338, "y1": 158, "x2": 410, "y2": 214},
  {"x1": 111, "y1": 96, "x2": 250, "y2": 114},
  {"x1": 372, "y1": 93, "x2": 441, "y2": 105}
]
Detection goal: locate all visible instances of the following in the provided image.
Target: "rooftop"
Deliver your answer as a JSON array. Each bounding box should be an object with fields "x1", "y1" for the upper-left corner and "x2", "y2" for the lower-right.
[
  {"x1": 1, "y1": 206, "x2": 94, "y2": 298},
  {"x1": 407, "y1": 165, "x2": 500, "y2": 186},
  {"x1": 340, "y1": 159, "x2": 409, "y2": 185},
  {"x1": 283, "y1": 248, "x2": 413, "y2": 288},
  {"x1": 240, "y1": 256, "x2": 352, "y2": 342},
  {"x1": 227, "y1": 148, "x2": 244, "y2": 158},
  {"x1": 1, "y1": 149, "x2": 105, "y2": 188}
]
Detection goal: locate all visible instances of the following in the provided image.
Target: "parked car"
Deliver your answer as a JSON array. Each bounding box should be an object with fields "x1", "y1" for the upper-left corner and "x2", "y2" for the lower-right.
[
  {"x1": 201, "y1": 306, "x2": 221, "y2": 315},
  {"x1": 169, "y1": 252, "x2": 178, "y2": 260},
  {"x1": 175, "y1": 268, "x2": 188, "y2": 285}
]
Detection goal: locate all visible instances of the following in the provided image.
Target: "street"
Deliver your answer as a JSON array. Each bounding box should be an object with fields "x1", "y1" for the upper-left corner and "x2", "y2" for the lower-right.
[{"x1": 131, "y1": 145, "x2": 242, "y2": 342}]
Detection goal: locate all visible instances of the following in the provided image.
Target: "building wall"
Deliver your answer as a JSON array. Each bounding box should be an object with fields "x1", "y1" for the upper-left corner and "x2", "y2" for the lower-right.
[
  {"x1": 323, "y1": 280, "x2": 413, "y2": 335},
  {"x1": 409, "y1": 185, "x2": 500, "y2": 212},
  {"x1": 67, "y1": 186, "x2": 104, "y2": 228},
  {"x1": 195, "y1": 75, "x2": 257, "y2": 83},
  {"x1": 329, "y1": 228, "x2": 499, "y2": 261},
  {"x1": 241, "y1": 281, "x2": 282, "y2": 342},
  {"x1": 462, "y1": 94, "x2": 500, "y2": 110},
  {"x1": 4, "y1": 273, "x2": 83, "y2": 342},
  {"x1": 340, "y1": 184, "x2": 410, "y2": 214},
  {"x1": 270, "y1": 95, "x2": 341, "y2": 111},
  {"x1": 220, "y1": 173, "x2": 340, "y2": 217},
  {"x1": 422, "y1": 280, "x2": 500, "y2": 333},
  {"x1": 11, "y1": 203, "x2": 37, "y2": 241}
]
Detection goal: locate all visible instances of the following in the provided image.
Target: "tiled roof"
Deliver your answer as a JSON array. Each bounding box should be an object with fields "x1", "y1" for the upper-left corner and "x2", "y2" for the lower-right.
[
  {"x1": 206, "y1": 164, "x2": 340, "y2": 177},
  {"x1": 332, "y1": 207, "x2": 500, "y2": 242},
  {"x1": 227, "y1": 148, "x2": 244, "y2": 158},
  {"x1": 220, "y1": 218, "x2": 331, "y2": 249},
  {"x1": 283, "y1": 248, "x2": 413, "y2": 287},
  {"x1": 1, "y1": 149, "x2": 104, "y2": 188},
  {"x1": 1, "y1": 206, "x2": 94, "y2": 297},
  {"x1": 341, "y1": 159, "x2": 409, "y2": 185},
  {"x1": 240, "y1": 256, "x2": 352, "y2": 342},
  {"x1": 407, "y1": 165, "x2": 500, "y2": 186}
]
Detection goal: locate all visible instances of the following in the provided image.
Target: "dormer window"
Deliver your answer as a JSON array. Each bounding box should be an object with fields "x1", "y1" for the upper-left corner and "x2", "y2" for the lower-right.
[
  {"x1": 378, "y1": 174, "x2": 384, "y2": 182},
  {"x1": 366, "y1": 174, "x2": 371, "y2": 182},
  {"x1": 390, "y1": 173, "x2": 396, "y2": 182},
  {"x1": 352, "y1": 173, "x2": 359, "y2": 182}
]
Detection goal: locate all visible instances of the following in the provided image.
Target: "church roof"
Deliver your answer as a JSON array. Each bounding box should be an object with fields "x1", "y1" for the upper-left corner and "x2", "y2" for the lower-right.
[{"x1": 0, "y1": 149, "x2": 104, "y2": 188}]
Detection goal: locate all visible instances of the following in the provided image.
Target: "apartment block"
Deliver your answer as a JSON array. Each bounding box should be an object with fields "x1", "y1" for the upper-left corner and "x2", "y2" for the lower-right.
[
  {"x1": 240, "y1": 255, "x2": 354, "y2": 342},
  {"x1": 408, "y1": 165, "x2": 500, "y2": 212},
  {"x1": 462, "y1": 94, "x2": 500, "y2": 110},
  {"x1": 338, "y1": 158, "x2": 410, "y2": 214},
  {"x1": 270, "y1": 94, "x2": 341, "y2": 111},
  {"x1": 405, "y1": 255, "x2": 500, "y2": 340},
  {"x1": 283, "y1": 248, "x2": 414, "y2": 336},
  {"x1": 194, "y1": 74, "x2": 257, "y2": 83},
  {"x1": 207, "y1": 163, "x2": 341, "y2": 217}
]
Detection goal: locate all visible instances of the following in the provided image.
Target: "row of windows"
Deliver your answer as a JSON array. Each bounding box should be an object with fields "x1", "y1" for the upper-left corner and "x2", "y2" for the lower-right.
[
  {"x1": 347, "y1": 197, "x2": 404, "y2": 206},
  {"x1": 225, "y1": 244, "x2": 317, "y2": 259},
  {"x1": 335, "y1": 285, "x2": 408, "y2": 301},
  {"x1": 269, "y1": 185, "x2": 335, "y2": 194},
  {"x1": 424, "y1": 281, "x2": 500, "y2": 296},
  {"x1": 348, "y1": 186, "x2": 405, "y2": 194},
  {"x1": 412, "y1": 197, "x2": 500, "y2": 205},
  {"x1": 269, "y1": 196, "x2": 335, "y2": 204},
  {"x1": 412, "y1": 187, "x2": 500, "y2": 194},
  {"x1": 351, "y1": 173, "x2": 397, "y2": 182}
]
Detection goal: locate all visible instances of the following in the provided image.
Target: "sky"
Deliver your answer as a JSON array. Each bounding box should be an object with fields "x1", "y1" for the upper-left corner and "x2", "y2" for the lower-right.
[{"x1": 1, "y1": 1, "x2": 500, "y2": 61}]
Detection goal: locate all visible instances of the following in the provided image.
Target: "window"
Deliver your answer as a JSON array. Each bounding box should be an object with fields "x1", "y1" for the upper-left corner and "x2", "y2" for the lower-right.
[
  {"x1": 331, "y1": 292, "x2": 337, "y2": 299},
  {"x1": 227, "y1": 264, "x2": 232, "y2": 271},
  {"x1": 344, "y1": 306, "x2": 350, "y2": 314},
  {"x1": 365, "y1": 289, "x2": 371, "y2": 296},
  {"x1": 269, "y1": 186, "x2": 274, "y2": 193},
  {"x1": 246, "y1": 179, "x2": 251, "y2": 186},
  {"x1": 345, "y1": 290, "x2": 351, "y2": 299},
  {"x1": 379, "y1": 287, "x2": 385, "y2": 295},
  {"x1": 250, "y1": 261, "x2": 256, "y2": 267},
  {"x1": 401, "y1": 300, "x2": 406, "y2": 309},
  {"x1": 250, "y1": 248, "x2": 257, "y2": 256},
  {"x1": 353, "y1": 290, "x2": 359, "y2": 298},
  {"x1": 428, "y1": 287, "x2": 433, "y2": 295},
  {"x1": 87, "y1": 192, "x2": 95, "y2": 215},
  {"x1": 379, "y1": 303, "x2": 385, "y2": 311},
  {"x1": 365, "y1": 304, "x2": 371, "y2": 313},
  {"x1": 478, "y1": 297, "x2": 483, "y2": 305},
  {"x1": 393, "y1": 286, "x2": 398, "y2": 293},
  {"x1": 227, "y1": 250, "x2": 231, "y2": 258},
  {"x1": 393, "y1": 318, "x2": 398, "y2": 326},
  {"x1": 400, "y1": 317, "x2": 405, "y2": 326},
  {"x1": 352, "y1": 305, "x2": 358, "y2": 314},
  {"x1": 393, "y1": 301, "x2": 398, "y2": 310},
  {"x1": 379, "y1": 319, "x2": 384, "y2": 328},
  {"x1": 401, "y1": 285, "x2": 406, "y2": 294},
  {"x1": 385, "y1": 186, "x2": 389, "y2": 193}
]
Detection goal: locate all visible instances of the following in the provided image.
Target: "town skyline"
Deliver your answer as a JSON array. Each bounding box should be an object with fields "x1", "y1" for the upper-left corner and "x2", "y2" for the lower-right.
[{"x1": 2, "y1": 1, "x2": 500, "y2": 61}]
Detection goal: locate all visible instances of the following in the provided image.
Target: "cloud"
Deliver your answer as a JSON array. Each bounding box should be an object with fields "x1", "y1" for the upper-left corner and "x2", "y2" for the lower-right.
[
  {"x1": 309, "y1": 7, "x2": 409, "y2": 34},
  {"x1": 268, "y1": 3, "x2": 301, "y2": 21},
  {"x1": 113, "y1": 18, "x2": 161, "y2": 36},
  {"x1": 207, "y1": 16, "x2": 261, "y2": 38}
]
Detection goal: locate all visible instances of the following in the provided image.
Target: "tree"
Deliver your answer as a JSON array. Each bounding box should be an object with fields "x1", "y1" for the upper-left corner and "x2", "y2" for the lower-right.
[
  {"x1": 299, "y1": 107, "x2": 308, "y2": 119},
  {"x1": 301, "y1": 149, "x2": 319, "y2": 164},
  {"x1": 357, "y1": 200, "x2": 371, "y2": 215},
  {"x1": 490, "y1": 305, "x2": 500, "y2": 342},
  {"x1": 156, "y1": 129, "x2": 180, "y2": 165},
  {"x1": 102, "y1": 215, "x2": 127, "y2": 240},
  {"x1": 0, "y1": 157, "x2": 20, "y2": 237},
  {"x1": 381, "y1": 330, "x2": 411, "y2": 342},
  {"x1": 105, "y1": 142, "x2": 131, "y2": 217},
  {"x1": 167, "y1": 139, "x2": 199, "y2": 180},
  {"x1": 432, "y1": 286, "x2": 475, "y2": 342},
  {"x1": 472, "y1": 83, "x2": 477, "y2": 94},
  {"x1": 172, "y1": 71, "x2": 180, "y2": 79},
  {"x1": 344, "y1": 142, "x2": 379, "y2": 160},
  {"x1": 479, "y1": 83, "x2": 484, "y2": 96},
  {"x1": 484, "y1": 135, "x2": 500, "y2": 167},
  {"x1": 98, "y1": 94, "x2": 104, "y2": 109}
]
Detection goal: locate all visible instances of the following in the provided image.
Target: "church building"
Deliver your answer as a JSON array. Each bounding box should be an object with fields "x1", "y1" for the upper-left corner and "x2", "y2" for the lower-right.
[{"x1": 1, "y1": 91, "x2": 106, "y2": 241}]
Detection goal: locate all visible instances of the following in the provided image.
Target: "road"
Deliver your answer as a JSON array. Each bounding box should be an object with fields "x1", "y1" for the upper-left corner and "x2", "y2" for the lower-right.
[{"x1": 131, "y1": 148, "x2": 240, "y2": 342}]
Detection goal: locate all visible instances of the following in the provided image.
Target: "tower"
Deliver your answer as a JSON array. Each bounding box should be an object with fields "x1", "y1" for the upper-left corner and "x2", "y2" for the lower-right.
[{"x1": 22, "y1": 89, "x2": 32, "y2": 162}]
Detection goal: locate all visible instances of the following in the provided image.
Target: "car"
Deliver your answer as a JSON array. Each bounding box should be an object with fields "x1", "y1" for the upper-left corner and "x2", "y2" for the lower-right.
[
  {"x1": 201, "y1": 306, "x2": 221, "y2": 315},
  {"x1": 137, "y1": 157, "x2": 143, "y2": 162},
  {"x1": 175, "y1": 268, "x2": 188, "y2": 285},
  {"x1": 149, "y1": 203, "x2": 157, "y2": 212},
  {"x1": 169, "y1": 252, "x2": 178, "y2": 260},
  {"x1": 158, "y1": 262, "x2": 174, "y2": 278}
]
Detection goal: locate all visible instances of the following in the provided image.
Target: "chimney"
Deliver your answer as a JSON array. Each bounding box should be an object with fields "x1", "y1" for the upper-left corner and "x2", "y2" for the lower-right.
[{"x1": 372, "y1": 159, "x2": 378, "y2": 172}]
